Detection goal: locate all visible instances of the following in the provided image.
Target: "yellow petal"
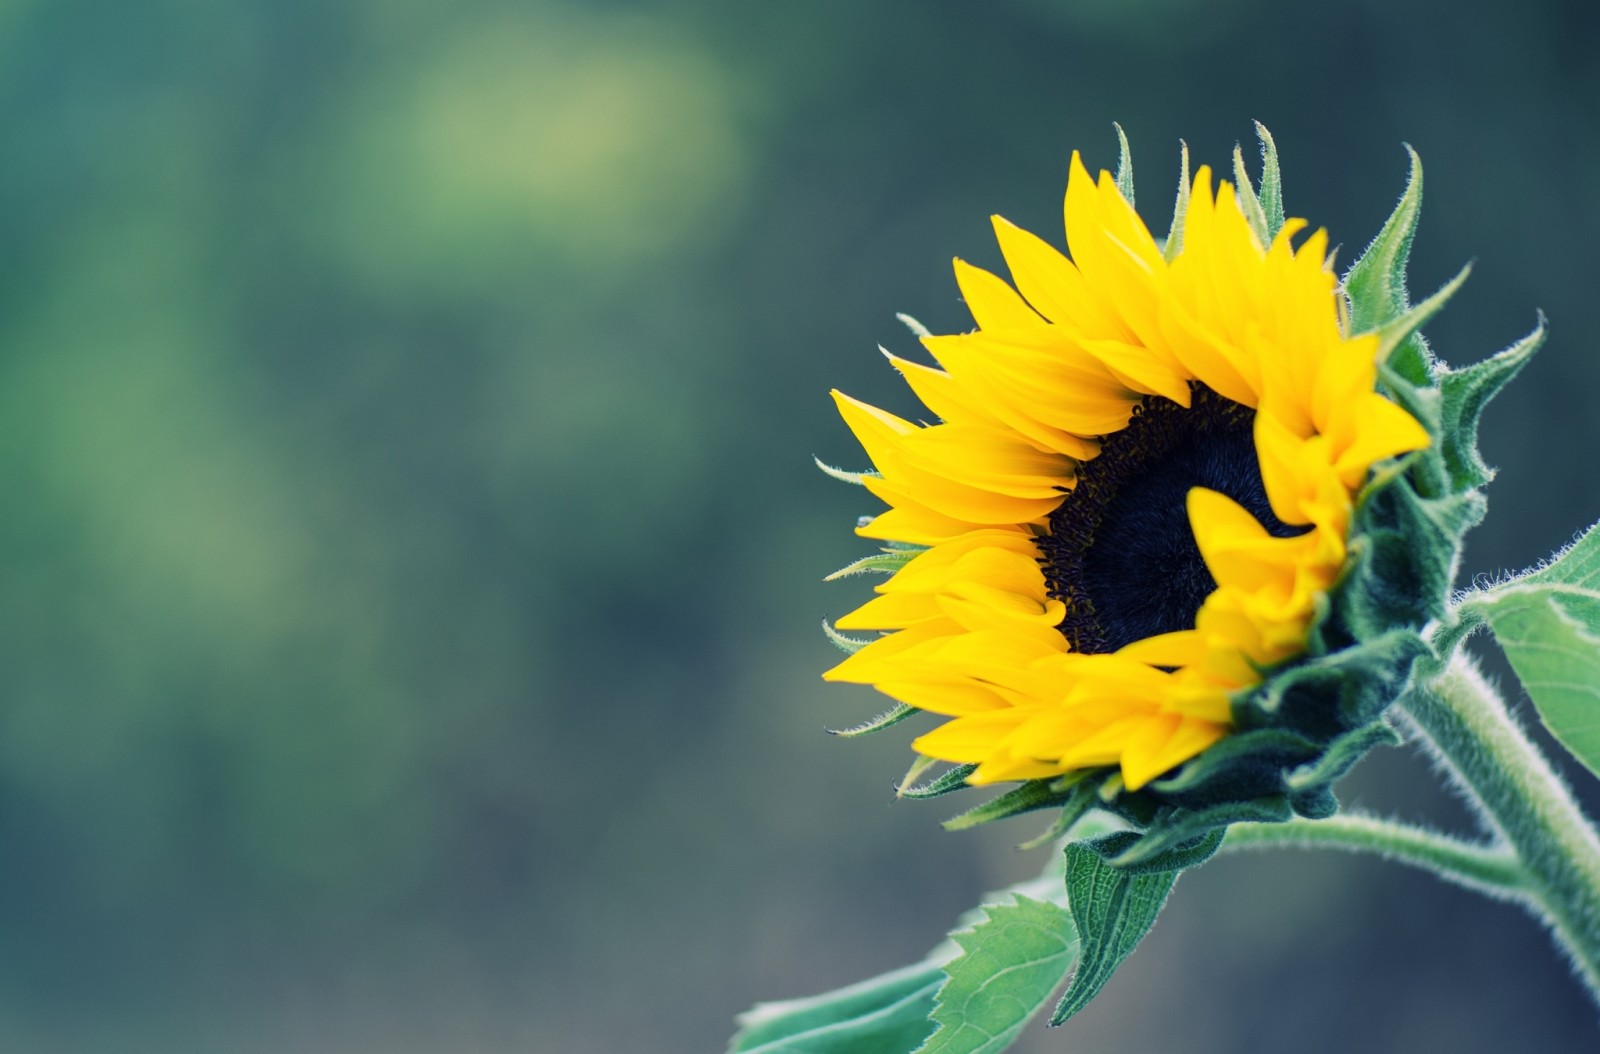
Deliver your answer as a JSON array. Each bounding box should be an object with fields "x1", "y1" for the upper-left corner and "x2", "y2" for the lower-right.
[
  {"x1": 1117, "y1": 629, "x2": 1207, "y2": 668},
  {"x1": 834, "y1": 591, "x2": 943, "y2": 631},
  {"x1": 822, "y1": 618, "x2": 964, "y2": 684},
  {"x1": 912, "y1": 710, "x2": 1031, "y2": 762},
  {"x1": 1330, "y1": 393, "x2": 1431, "y2": 487},
  {"x1": 1119, "y1": 714, "x2": 1183, "y2": 790},
  {"x1": 876, "y1": 679, "x2": 1008, "y2": 716},
  {"x1": 857, "y1": 501, "x2": 987, "y2": 546},
  {"x1": 953, "y1": 257, "x2": 1046, "y2": 331},
  {"x1": 1124, "y1": 717, "x2": 1227, "y2": 789},
  {"x1": 991, "y1": 215, "x2": 1121, "y2": 337}
]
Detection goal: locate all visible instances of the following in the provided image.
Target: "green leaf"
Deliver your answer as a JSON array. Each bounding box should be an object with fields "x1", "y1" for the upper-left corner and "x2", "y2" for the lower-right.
[
  {"x1": 915, "y1": 896, "x2": 1079, "y2": 1054},
  {"x1": 1049, "y1": 838, "x2": 1182, "y2": 1025},
  {"x1": 1437, "y1": 318, "x2": 1545, "y2": 491},
  {"x1": 1345, "y1": 146, "x2": 1428, "y2": 384},
  {"x1": 1253, "y1": 122, "x2": 1285, "y2": 242},
  {"x1": 1479, "y1": 579, "x2": 1600, "y2": 780},
  {"x1": 728, "y1": 863, "x2": 1074, "y2": 1054},
  {"x1": 1530, "y1": 519, "x2": 1600, "y2": 591},
  {"x1": 1163, "y1": 140, "x2": 1191, "y2": 263},
  {"x1": 729, "y1": 960, "x2": 944, "y2": 1054},
  {"x1": 1112, "y1": 122, "x2": 1134, "y2": 207}
]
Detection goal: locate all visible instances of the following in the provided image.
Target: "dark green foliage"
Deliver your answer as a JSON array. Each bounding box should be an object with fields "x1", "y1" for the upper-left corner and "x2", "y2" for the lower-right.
[{"x1": 1048, "y1": 838, "x2": 1184, "y2": 1025}]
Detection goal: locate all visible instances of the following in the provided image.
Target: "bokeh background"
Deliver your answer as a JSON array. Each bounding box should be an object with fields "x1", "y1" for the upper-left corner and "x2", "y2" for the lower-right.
[{"x1": 2, "y1": 0, "x2": 1599, "y2": 1051}]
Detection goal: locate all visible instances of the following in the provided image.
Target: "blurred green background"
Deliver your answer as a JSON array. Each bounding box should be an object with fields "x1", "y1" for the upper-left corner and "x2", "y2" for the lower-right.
[{"x1": 2, "y1": 0, "x2": 1599, "y2": 1050}]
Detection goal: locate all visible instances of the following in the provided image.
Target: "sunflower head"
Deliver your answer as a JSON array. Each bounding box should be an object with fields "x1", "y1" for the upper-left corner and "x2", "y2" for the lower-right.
[{"x1": 822, "y1": 127, "x2": 1524, "y2": 867}]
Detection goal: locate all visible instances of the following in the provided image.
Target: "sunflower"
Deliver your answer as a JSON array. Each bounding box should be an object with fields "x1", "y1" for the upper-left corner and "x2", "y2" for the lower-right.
[{"x1": 823, "y1": 146, "x2": 1431, "y2": 793}]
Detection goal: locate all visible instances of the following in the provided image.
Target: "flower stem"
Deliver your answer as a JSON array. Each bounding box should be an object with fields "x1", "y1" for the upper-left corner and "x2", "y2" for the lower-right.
[
  {"x1": 1400, "y1": 652, "x2": 1600, "y2": 1002},
  {"x1": 1220, "y1": 813, "x2": 1529, "y2": 902}
]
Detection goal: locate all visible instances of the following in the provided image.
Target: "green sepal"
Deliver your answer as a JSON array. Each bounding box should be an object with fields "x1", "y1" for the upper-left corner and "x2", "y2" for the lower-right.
[
  {"x1": 1282, "y1": 721, "x2": 1403, "y2": 817},
  {"x1": 943, "y1": 779, "x2": 1081, "y2": 831},
  {"x1": 1113, "y1": 122, "x2": 1135, "y2": 207},
  {"x1": 899, "y1": 763, "x2": 979, "y2": 800},
  {"x1": 1345, "y1": 146, "x2": 1427, "y2": 383},
  {"x1": 826, "y1": 548, "x2": 924, "y2": 581},
  {"x1": 1252, "y1": 122, "x2": 1285, "y2": 242},
  {"x1": 814, "y1": 457, "x2": 877, "y2": 485},
  {"x1": 896, "y1": 312, "x2": 933, "y2": 338},
  {"x1": 1090, "y1": 825, "x2": 1230, "y2": 874},
  {"x1": 1258, "y1": 629, "x2": 1428, "y2": 733},
  {"x1": 821, "y1": 619, "x2": 874, "y2": 655},
  {"x1": 1375, "y1": 360, "x2": 1442, "y2": 434},
  {"x1": 915, "y1": 896, "x2": 1079, "y2": 1054},
  {"x1": 728, "y1": 961, "x2": 944, "y2": 1054},
  {"x1": 1336, "y1": 509, "x2": 1450, "y2": 629},
  {"x1": 1371, "y1": 264, "x2": 1471, "y2": 367},
  {"x1": 1231, "y1": 143, "x2": 1271, "y2": 250},
  {"x1": 1149, "y1": 727, "x2": 1319, "y2": 801},
  {"x1": 1286, "y1": 785, "x2": 1339, "y2": 821},
  {"x1": 1015, "y1": 784, "x2": 1103, "y2": 851},
  {"x1": 1049, "y1": 838, "x2": 1183, "y2": 1026},
  {"x1": 1437, "y1": 318, "x2": 1545, "y2": 492},
  {"x1": 1286, "y1": 720, "x2": 1401, "y2": 794},
  {"x1": 1358, "y1": 483, "x2": 1483, "y2": 623},
  {"x1": 830, "y1": 703, "x2": 918, "y2": 738},
  {"x1": 1163, "y1": 141, "x2": 1191, "y2": 263}
]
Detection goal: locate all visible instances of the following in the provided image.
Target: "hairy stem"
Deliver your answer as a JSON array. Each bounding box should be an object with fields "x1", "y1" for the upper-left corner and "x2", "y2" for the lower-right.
[
  {"x1": 1221, "y1": 813, "x2": 1530, "y2": 902},
  {"x1": 1401, "y1": 652, "x2": 1600, "y2": 1003}
]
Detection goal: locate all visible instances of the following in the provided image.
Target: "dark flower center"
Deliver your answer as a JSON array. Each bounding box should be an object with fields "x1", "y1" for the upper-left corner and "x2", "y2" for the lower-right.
[{"x1": 1039, "y1": 384, "x2": 1305, "y2": 654}]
